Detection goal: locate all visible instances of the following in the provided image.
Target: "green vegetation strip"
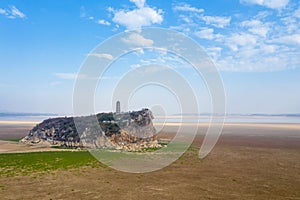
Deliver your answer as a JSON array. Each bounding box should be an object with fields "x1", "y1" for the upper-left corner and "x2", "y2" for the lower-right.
[
  {"x1": 2, "y1": 138, "x2": 21, "y2": 142},
  {"x1": 0, "y1": 151, "x2": 102, "y2": 177}
]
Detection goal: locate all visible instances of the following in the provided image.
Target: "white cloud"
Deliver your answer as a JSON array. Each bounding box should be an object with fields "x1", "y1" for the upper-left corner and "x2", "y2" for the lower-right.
[
  {"x1": 195, "y1": 28, "x2": 218, "y2": 40},
  {"x1": 272, "y1": 34, "x2": 300, "y2": 46},
  {"x1": 173, "y1": 3, "x2": 204, "y2": 13},
  {"x1": 206, "y1": 47, "x2": 222, "y2": 61},
  {"x1": 240, "y1": 0, "x2": 290, "y2": 9},
  {"x1": 113, "y1": 7, "x2": 163, "y2": 30},
  {"x1": 130, "y1": 0, "x2": 146, "y2": 8},
  {"x1": 131, "y1": 63, "x2": 142, "y2": 69},
  {"x1": 9, "y1": 6, "x2": 26, "y2": 19},
  {"x1": 241, "y1": 19, "x2": 261, "y2": 27},
  {"x1": 0, "y1": 6, "x2": 26, "y2": 19},
  {"x1": 169, "y1": 0, "x2": 300, "y2": 72},
  {"x1": 294, "y1": 6, "x2": 300, "y2": 18},
  {"x1": 214, "y1": 16, "x2": 300, "y2": 72},
  {"x1": 179, "y1": 15, "x2": 193, "y2": 23},
  {"x1": 132, "y1": 48, "x2": 145, "y2": 55},
  {"x1": 217, "y1": 46, "x2": 298, "y2": 72},
  {"x1": 88, "y1": 53, "x2": 114, "y2": 60},
  {"x1": 212, "y1": 29, "x2": 299, "y2": 72},
  {"x1": 248, "y1": 26, "x2": 269, "y2": 37},
  {"x1": 107, "y1": 7, "x2": 114, "y2": 13},
  {"x1": 201, "y1": 15, "x2": 231, "y2": 28},
  {"x1": 80, "y1": 6, "x2": 96, "y2": 21},
  {"x1": 0, "y1": 8, "x2": 7, "y2": 15},
  {"x1": 122, "y1": 33, "x2": 153, "y2": 46},
  {"x1": 226, "y1": 33, "x2": 257, "y2": 51},
  {"x1": 111, "y1": 0, "x2": 163, "y2": 30},
  {"x1": 254, "y1": 11, "x2": 272, "y2": 19},
  {"x1": 260, "y1": 44, "x2": 277, "y2": 53},
  {"x1": 280, "y1": 15, "x2": 298, "y2": 34},
  {"x1": 97, "y1": 19, "x2": 111, "y2": 26},
  {"x1": 170, "y1": 25, "x2": 191, "y2": 34},
  {"x1": 241, "y1": 20, "x2": 269, "y2": 37},
  {"x1": 155, "y1": 47, "x2": 168, "y2": 55}
]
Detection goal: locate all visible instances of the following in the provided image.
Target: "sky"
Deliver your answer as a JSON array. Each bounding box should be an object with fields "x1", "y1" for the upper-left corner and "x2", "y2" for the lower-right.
[{"x1": 0, "y1": 0, "x2": 300, "y2": 115}]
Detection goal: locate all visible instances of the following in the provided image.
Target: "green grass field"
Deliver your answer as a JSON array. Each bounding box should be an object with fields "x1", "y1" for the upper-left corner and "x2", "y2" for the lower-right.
[
  {"x1": 6, "y1": 138, "x2": 21, "y2": 142},
  {"x1": 0, "y1": 143, "x2": 197, "y2": 177},
  {"x1": 0, "y1": 151, "x2": 102, "y2": 177}
]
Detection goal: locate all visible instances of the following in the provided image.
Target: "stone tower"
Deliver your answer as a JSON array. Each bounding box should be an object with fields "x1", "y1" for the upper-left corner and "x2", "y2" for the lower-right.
[{"x1": 116, "y1": 101, "x2": 120, "y2": 113}]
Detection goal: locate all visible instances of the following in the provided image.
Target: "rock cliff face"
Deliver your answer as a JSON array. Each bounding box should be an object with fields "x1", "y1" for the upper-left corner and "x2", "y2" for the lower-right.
[{"x1": 21, "y1": 108, "x2": 161, "y2": 151}]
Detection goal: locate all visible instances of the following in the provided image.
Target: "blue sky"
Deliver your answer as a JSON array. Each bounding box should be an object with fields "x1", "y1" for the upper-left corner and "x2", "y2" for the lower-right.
[{"x1": 0, "y1": 0, "x2": 300, "y2": 114}]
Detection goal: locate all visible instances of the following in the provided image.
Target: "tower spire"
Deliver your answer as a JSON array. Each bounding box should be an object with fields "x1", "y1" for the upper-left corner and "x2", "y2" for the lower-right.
[{"x1": 116, "y1": 101, "x2": 120, "y2": 113}]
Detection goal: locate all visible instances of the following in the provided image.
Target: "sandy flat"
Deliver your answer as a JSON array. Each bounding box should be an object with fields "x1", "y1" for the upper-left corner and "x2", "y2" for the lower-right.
[
  {"x1": 0, "y1": 120, "x2": 40, "y2": 126},
  {"x1": 0, "y1": 122, "x2": 299, "y2": 154},
  {"x1": 0, "y1": 122, "x2": 299, "y2": 199},
  {"x1": 0, "y1": 126, "x2": 33, "y2": 141},
  {"x1": 0, "y1": 140, "x2": 71, "y2": 153}
]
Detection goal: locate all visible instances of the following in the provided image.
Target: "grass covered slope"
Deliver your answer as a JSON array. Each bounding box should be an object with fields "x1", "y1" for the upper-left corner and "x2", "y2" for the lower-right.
[{"x1": 0, "y1": 151, "x2": 102, "y2": 177}]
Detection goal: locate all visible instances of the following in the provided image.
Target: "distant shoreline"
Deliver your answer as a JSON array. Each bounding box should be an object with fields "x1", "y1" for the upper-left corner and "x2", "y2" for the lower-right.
[
  {"x1": 154, "y1": 122, "x2": 300, "y2": 130},
  {"x1": 0, "y1": 120, "x2": 300, "y2": 129},
  {"x1": 2, "y1": 113, "x2": 300, "y2": 125}
]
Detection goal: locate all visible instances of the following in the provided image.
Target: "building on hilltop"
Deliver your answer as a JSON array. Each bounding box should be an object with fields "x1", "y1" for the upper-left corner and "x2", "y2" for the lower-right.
[{"x1": 116, "y1": 101, "x2": 121, "y2": 114}]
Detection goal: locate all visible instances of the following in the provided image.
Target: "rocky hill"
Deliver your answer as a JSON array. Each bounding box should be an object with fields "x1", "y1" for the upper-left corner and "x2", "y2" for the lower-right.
[{"x1": 21, "y1": 109, "x2": 161, "y2": 151}]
